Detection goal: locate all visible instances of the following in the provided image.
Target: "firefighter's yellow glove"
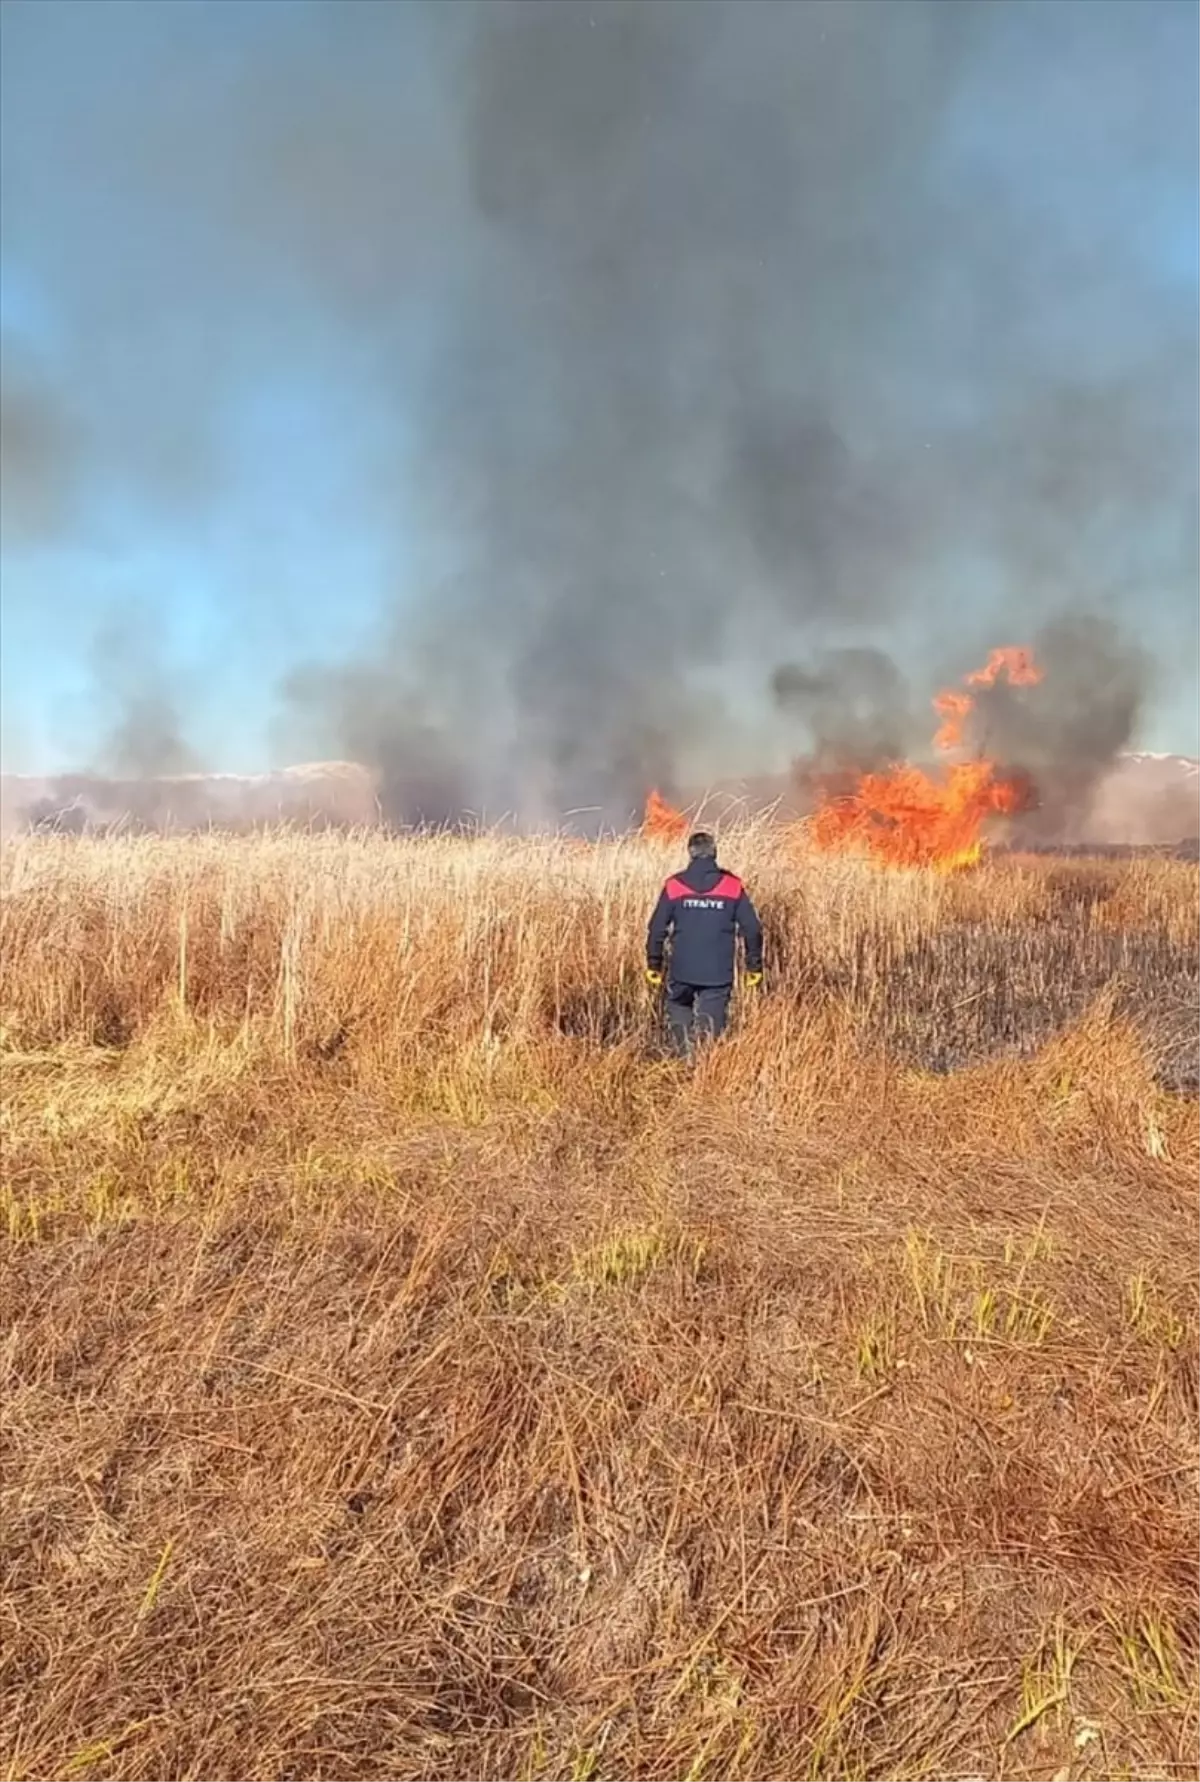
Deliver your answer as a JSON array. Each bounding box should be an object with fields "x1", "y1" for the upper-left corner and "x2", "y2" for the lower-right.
[
  {"x1": 645, "y1": 969, "x2": 664, "y2": 989},
  {"x1": 744, "y1": 970, "x2": 764, "y2": 989}
]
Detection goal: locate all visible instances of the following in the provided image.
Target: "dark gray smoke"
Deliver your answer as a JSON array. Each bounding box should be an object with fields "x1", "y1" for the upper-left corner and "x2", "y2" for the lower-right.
[
  {"x1": 402, "y1": 1, "x2": 958, "y2": 823},
  {"x1": 280, "y1": 654, "x2": 468, "y2": 828},
  {"x1": 772, "y1": 649, "x2": 916, "y2": 775},
  {"x1": 88, "y1": 613, "x2": 200, "y2": 778},
  {"x1": 0, "y1": 335, "x2": 79, "y2": 543},
  {"x1": 1, "y1": 0, "x2": 1195, "y2": 825},
  {"x1": 967, "y1": 617, "x2": 1152, "y2": 843}
]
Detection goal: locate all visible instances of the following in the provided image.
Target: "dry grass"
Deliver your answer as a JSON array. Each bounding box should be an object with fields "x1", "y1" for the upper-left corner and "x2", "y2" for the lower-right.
[{"x1": 1, "y1": 825, "x2": 1197, "y2": 1782}]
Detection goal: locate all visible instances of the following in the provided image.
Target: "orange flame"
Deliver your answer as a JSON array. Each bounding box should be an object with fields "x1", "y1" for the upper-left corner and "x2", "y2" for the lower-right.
[
  {"x1": 810, "y1": 647, "x2": 1042, "y2": 872},
  {"x1": 933, "y1": 647, "x2": 1041, "y2": 751},
  {"x1": 965, "y1": 645, "x2": 1042, "y2": 689},
  {"x1": 642, "y1": 788, "x2": 689, "y2": 841}
]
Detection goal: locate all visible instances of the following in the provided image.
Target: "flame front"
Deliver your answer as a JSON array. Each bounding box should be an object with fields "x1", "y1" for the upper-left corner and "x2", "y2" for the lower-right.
[
  {"x1": 642, "y1": 787, "x2": 689, "y2": 841},
  {"x1": 810, "y1": 647, "x2": 1042, "y2": 872}
]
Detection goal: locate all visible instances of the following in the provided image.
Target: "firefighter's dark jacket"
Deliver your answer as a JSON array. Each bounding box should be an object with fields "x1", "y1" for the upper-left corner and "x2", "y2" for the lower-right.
[{"x1": 646, "y1": 857, "x2": 763, "y2": 987}]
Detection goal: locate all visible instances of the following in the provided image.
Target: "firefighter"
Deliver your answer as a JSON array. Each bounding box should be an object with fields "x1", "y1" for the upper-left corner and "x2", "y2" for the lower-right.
[{"x1": 645, "y1": 829, "x2": 763, "y2": 1054}]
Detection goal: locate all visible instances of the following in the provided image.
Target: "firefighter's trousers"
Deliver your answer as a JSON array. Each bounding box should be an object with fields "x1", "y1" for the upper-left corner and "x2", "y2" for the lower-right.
[{"x1": 665, "y1": 981, "x2": 731, "y2": 1056}]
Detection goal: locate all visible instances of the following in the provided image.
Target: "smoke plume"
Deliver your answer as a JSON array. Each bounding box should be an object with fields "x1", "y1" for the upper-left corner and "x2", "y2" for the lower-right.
[
  {"x1": 772, "y1": 649, "x2": 916, "y2": 775},
  {"x1": 1, "y1": 0, "x2": 1195, "y2": 826},
  {"x1": 84, "y1": 613, "x2": 200, "y2": 779},
  {"x1": 0, "y1": 335, "x2": 80, "y2": 543},
  {"x1": 967, "y1": 617, "x2": 1152, "y2": 843}
]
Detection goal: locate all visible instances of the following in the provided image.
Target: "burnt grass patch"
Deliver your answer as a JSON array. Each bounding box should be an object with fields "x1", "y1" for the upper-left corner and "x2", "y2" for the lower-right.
[
  {"x1": 548, "y1": 866, "x2": 1200, "y2": 1087},
  {"x1": 814, "y1": 916, "x2": 1198, "y2": 1089},
  {"x1": 554, "y1": 913, "x2": 1199, "y2": 1089}
]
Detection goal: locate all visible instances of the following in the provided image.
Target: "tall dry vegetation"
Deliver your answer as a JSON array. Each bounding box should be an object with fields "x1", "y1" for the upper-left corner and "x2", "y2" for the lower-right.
[{"x1": 1, "y1": 827, "x2": 1197, "y2": 1782}]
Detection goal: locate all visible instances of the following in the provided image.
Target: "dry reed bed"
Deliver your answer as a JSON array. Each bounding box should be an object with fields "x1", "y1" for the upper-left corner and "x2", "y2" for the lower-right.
[{"x1": 1, "y1": 830, "x2": 1197, "y2": 1782}]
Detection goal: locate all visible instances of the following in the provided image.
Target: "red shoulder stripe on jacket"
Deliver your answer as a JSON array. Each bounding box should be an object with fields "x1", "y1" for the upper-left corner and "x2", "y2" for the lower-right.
[{"x1": 665, "y1": 873, "x2": 743, "y2": 901}]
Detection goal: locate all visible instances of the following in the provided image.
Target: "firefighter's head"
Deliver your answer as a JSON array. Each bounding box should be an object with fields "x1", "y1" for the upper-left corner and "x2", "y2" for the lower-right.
[{"x1": 687, "y1": 830, "x2": 717, "y2": 861}]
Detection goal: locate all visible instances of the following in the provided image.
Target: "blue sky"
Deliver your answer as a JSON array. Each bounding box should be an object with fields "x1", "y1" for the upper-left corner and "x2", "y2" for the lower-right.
[
  {"x1": 1, "y1": 0, "x2": 1196, "y2": 791},
  {"x1": 1, "y1": 0, "x2": 442, "y2": 772}
]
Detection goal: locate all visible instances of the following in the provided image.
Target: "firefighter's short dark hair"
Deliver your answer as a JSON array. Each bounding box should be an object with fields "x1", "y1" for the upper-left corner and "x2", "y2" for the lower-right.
[{"x1": 687, "y1": 830, "x2": 717, "y2": 859}]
